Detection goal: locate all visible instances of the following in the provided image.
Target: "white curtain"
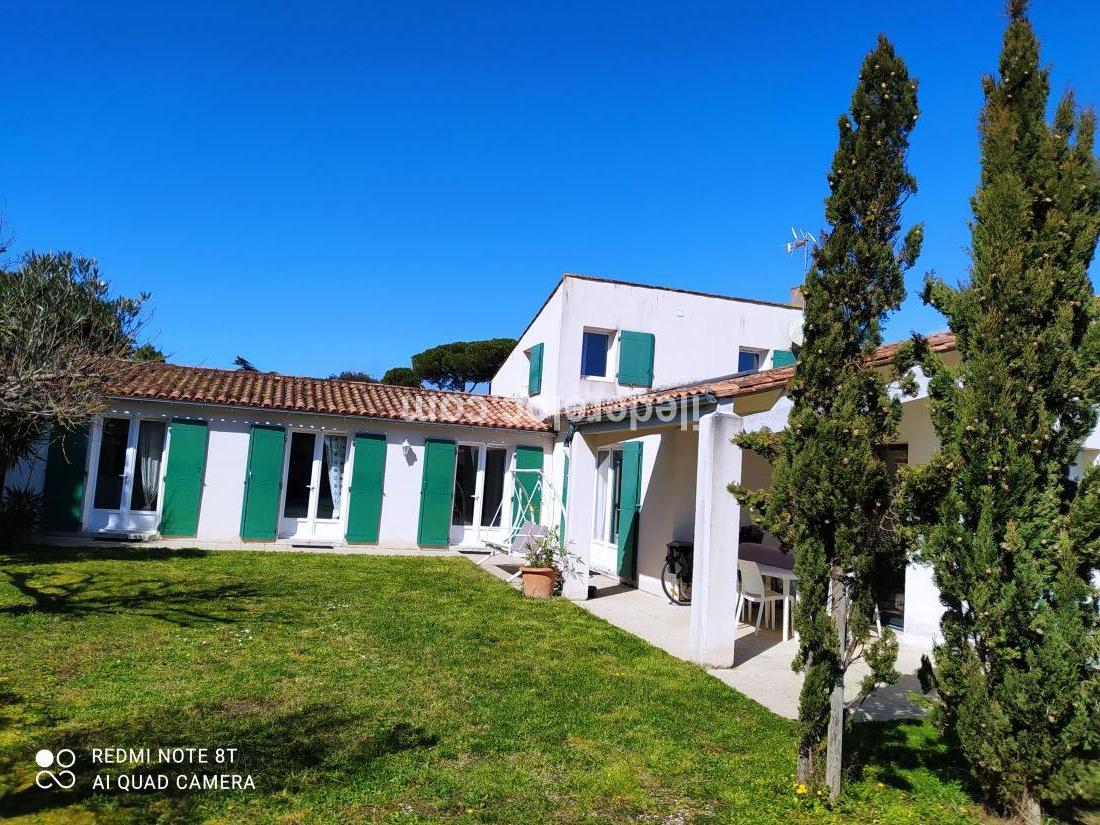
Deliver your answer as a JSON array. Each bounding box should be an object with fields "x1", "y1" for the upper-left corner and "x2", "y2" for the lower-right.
[
  {"x1": 137, "y1": 422, "x2": 165, "y2": 510},
  {"x1": 324, "y1": 435, "x2": 347, "y2": 513}
]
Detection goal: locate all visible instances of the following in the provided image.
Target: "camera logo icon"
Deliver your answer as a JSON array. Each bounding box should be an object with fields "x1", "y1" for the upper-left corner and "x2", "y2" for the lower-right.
[{"x1": 34, "y1": 749, "x2": 77, "y2": 790}]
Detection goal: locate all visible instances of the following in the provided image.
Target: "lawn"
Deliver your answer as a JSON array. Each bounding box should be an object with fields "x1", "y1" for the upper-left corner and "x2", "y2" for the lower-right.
[{"x1": 0, "y1": 546, "x2": 981, "y2": 824}]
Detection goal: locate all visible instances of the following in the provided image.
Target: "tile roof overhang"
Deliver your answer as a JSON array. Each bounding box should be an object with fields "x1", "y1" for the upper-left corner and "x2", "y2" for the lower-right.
[
  {"x1": 106, "y1": 361, "x2": 554, "y2": 433},
  {"x1": 558, "y1": 332, "x2": 956, "y2": 425}
]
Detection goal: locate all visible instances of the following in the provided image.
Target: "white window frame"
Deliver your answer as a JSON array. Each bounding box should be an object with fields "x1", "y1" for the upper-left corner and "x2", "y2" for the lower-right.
[
  {"x1": 85, "y1": 413, "x2": 170, "y2": 533},
  {"x1": 449, "y1": 440, "x2": 511, "y2": 546},
  {"x1": 581, "y1": 327, "x2": 617, "y2": 382},
  {"x1": 737, "y1": 347, "x2": 767, "y2": 374},
  {"x1": 278, "y1": 428, "x2": 351, "y2": 540},
  {"x1": 592, "y1": 446, "x2": 624, "y2": 544}
]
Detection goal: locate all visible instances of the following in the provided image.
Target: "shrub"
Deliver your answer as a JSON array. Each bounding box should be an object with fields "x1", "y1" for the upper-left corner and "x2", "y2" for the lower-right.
[{"x1": 0, "y1": 487, "x2": 42, "y2": 550}]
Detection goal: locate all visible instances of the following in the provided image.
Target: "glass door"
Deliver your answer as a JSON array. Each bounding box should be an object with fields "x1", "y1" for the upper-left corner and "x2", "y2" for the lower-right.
[
  {"x1": 450, "y1": 444, "x2": 509, "y2": 547},
  {"x1": 88, "y1": 416, "x2": 167, "y2": 533},
  {"x1": 450, "y1": 444, "x2": 481, "y2": 546},
  {"x1": 278, "y1": 431, "x2": 348, "y2": 541}
]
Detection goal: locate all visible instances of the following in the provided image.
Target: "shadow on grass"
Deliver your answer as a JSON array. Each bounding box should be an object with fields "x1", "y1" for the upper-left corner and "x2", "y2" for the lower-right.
[
  {"x1": 0, "y1": 700, "x2": 439, "y2": 821},
  {"x1": 2, "y1": 544, "x2": 211, "y2": 565},
  {"x1": 0, "y1": 546, "x2": 264, "y2": 627},
  {"x1": 846, "y1": 720, "x2": 972, "y2": 795}
]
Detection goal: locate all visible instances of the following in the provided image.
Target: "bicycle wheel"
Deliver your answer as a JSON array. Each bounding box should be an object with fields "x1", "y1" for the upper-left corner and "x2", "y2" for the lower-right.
[{"x1": 661, "y1": 558, "x2": 691, "y2": 605}]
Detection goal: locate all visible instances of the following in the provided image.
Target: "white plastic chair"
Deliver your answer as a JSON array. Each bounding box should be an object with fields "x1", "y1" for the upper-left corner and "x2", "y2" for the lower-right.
[{"x1": 736, "y1": 560, "x2": 786, "y2": 631}]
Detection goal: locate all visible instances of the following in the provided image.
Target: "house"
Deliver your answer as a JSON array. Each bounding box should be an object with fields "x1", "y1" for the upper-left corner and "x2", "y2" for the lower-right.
[
  {"x1": 7, "y1": 272, "x2": 1098, "y2": 669},
  {"x1": 6, "y1": 363, "x2": 555, "y2": 550}
]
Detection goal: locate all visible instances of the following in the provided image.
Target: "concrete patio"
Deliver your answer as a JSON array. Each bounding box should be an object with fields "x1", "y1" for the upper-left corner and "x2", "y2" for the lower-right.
[{"x1": 477, "y1": 552, "x2": 927, "y2": 722}]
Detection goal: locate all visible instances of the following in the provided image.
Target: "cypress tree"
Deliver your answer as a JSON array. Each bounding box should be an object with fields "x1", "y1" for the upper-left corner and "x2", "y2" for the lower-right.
[
  {"x1": 902, "y1": 2, "x2": 1100, "y2": 822},
  {"x1": 731, "y1": 36, "x2": 922, "y2": 798}
]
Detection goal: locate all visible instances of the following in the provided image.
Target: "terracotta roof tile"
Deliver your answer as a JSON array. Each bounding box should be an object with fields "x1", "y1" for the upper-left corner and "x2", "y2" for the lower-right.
[
  {"x1": 560, "y1": 332, "x2": 956, "y2": 422},
  {"x1": 107, "y1": 362, "x2": 553, "y2": 433}
]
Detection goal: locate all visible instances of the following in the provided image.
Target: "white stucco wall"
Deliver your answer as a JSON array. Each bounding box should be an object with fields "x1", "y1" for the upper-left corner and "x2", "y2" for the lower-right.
[
  {"x1": 492, "y1": 275, "x2": 804, "y2": 417},
  {"x1": 8, "y1": 399, "x2": 554, "y2": 547},
  {"x1": 897, "y1": 397, "x2": 943, "y2": 649},
  {"x1": 490, "y1": 284, "x2": 565, "y2": 417},
  {"x1": 635, "y1": 428, "x2": 698, "y2": 596}
]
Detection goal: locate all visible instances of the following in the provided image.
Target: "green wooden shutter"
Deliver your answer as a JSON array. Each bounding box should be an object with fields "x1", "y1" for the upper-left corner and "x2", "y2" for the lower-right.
[
  {"x1": 240, "y1": 425, "x2": 286, "y2": 541},
  {"x1": 558, "y1": 453, "x2": 569, "y2": 535},
  {"x1": 160, "y1": 419, "x2": 209, "y2": 537},
  {"x1": 617, "y1": 331, "x2": 655, "y2": 387},
  {"x1": 772, "y1": 349, "x2": 796, "y2": 367},
  {"x1": 512, "y1": 445, "x2": 544, "y2": 527},
  {"x1": 42, "y1": 428, "x2": 89, "y2": 532},
  {"x1": 346, "y1": 433, "x2": 387, "y2": 543},
  {"x1": 417, "y1": 438, "x2": 456, "y2": 547},
  {"x1": 616, "y1": 441, "x2": 644, "y2": 580},
  {"x1": 527, "y1": 343, "x2": 544, "y2": 396}
]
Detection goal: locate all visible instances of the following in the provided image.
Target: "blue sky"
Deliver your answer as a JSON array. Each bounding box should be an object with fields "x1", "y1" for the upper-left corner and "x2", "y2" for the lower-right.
[{"x1": 3, "y1": 1, "x2": 1096, "y2": 379}]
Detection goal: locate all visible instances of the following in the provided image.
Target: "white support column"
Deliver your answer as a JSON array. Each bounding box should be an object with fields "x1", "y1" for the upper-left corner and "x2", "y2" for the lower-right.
[
  {"x1": 689, "y1": 407, "x2": 743, "y2": 667},
  {"x1": 562, "y1": 430, "x2": 596, "y2": 600}
]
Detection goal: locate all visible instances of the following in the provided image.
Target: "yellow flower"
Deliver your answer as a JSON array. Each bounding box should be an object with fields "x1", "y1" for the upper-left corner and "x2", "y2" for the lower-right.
[{"x1": 795, "y1": 783, "x2": 809, "y2": 795}]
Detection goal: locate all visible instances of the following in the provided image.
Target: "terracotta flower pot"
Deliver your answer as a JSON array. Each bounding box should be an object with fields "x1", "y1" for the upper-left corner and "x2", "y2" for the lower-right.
[{"x1": 521, "y1": 566, "x2": 556, "y2": 598}]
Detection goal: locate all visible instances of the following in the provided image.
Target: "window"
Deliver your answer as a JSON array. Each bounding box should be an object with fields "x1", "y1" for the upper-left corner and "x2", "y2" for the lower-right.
[
  {"x1": 128, "y1": 420, "x2": 166, "y2": 511},
  {"x1": 593, "y1": 447, "x2": 624, "y2": 543},
  {"x1": 480, "y1": 447, "x2": 507, "y2": 527},
  {"x1": 452, "y1": 444, "x2": 479, "y2": 526},
  {"x1": 93, "y1": 418, "x2": 130, "y2": 509},
  {"x1": 581, "y1": 330, "x2": 611, "y2": 378},
  {"x1": 449, "y1": 444, "x2": 510, "y2": 534},
  {"x1": 737, "y1": 349, "x2": 762, "y2": 373},
  {"x1": 92, "y1": 417, "x2": 166, "y2": 512},
  {"x1": 280, "y1": 431, "x2": 349, "y2": 527},
  {"x1": 283, "y1": 433, "x2": 316, "y2": 519}
]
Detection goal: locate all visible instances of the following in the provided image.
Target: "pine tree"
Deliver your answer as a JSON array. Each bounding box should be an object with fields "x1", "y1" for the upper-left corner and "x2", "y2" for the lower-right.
[
  {"x1": 902, "y1": 3, "x2": 1100, "y2": 822},
  {"x1": 730, "y1": 36, "x2": 922, "y2": 798}
]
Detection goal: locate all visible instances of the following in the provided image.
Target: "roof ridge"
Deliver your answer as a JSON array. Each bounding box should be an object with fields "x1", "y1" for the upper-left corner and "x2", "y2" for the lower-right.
[
  {"x1": 111, "y1": 360, "x2": 553, "y2": 432},
  {"x1": 562, "y1": 272, "x2": 803, "y2": 310},
  {"x1": 559, "y1": 330, "x2": 956, "y2": 421},
  {"x1": 124, "y1": 359, "x2": 511, "y2": 401}
]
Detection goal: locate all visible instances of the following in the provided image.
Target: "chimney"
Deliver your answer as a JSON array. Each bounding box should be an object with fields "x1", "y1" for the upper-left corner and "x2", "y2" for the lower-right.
[{"x1": 789, "y1": 286, "x2": 806, "y2": 308}]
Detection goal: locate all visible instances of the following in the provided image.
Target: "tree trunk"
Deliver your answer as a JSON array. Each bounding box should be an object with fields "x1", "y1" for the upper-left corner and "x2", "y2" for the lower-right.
[
  {"x1": 797, "y1": 743, "x2": 816, "y2": 785},
  {"x1": 1012, "y1": 791, "x2": 1041, "y2": 825},
  {"x1": 797, "y1": 647, "x2": 817, "y2": 784},
  {"x1": 825, "y1": 571, "x2": 848, "y2": 803}
]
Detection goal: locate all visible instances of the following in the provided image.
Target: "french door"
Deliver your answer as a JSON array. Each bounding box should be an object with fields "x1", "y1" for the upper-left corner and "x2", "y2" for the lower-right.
[
  {"x1": 278, "y1": 431, "x2": 349, "y2": 541},
  {"x1": 449, "y1": 443, "x2": 508, "y2": 547},
  {"x1": 87, "y1": 415, "x2": 167, "y2": 533}
]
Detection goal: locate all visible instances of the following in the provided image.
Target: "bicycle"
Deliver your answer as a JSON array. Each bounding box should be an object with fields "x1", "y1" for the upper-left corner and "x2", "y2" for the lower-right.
[{"x1": 661, "y1": 541, "x2": 693, "y2": 605}]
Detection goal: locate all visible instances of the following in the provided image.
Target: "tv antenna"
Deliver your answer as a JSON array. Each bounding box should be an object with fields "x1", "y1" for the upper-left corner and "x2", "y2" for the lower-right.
[{"x1": 784, "y1": 227, "x2": 817, "y2": 271}]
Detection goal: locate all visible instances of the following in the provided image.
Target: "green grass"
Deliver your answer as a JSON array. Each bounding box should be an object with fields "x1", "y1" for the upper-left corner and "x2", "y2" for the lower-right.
[{"x1": 0, "y1": 547, "x2": 981, "y2": 824}]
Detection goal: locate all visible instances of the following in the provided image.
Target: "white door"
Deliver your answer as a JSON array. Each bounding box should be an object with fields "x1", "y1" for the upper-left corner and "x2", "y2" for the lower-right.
[
  {"x1": 449, "y1": 444, "x2": 509, "y2": 547},
  {"x1": 86, "y1": 416, "x2": 167, "y2": 534},
  {"x1": 449, "y1": 444, "x2": 482, "y2": 546},
  {"x1": 278, "y1": 431, "x2": 349, "y2": 541}
]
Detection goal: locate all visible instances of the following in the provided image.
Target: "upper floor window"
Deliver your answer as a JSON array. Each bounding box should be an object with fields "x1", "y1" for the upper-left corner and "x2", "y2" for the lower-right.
[
  {"x1": 581, "y1": 330, "x2": 611, "y2": 378},
  {"x1": 737, "y1": 348, "x2": 763, "y2": 373}
]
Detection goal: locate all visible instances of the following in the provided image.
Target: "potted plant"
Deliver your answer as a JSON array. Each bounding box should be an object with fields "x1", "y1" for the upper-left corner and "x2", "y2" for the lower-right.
[{"x1": 521, "y1": 528, "x2": 573, "y2": 599}]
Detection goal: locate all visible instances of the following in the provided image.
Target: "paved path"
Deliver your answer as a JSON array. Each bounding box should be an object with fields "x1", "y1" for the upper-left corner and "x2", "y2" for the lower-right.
[{"x1": 476, "y1": 553, "x2": 927, "y2": 721}]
